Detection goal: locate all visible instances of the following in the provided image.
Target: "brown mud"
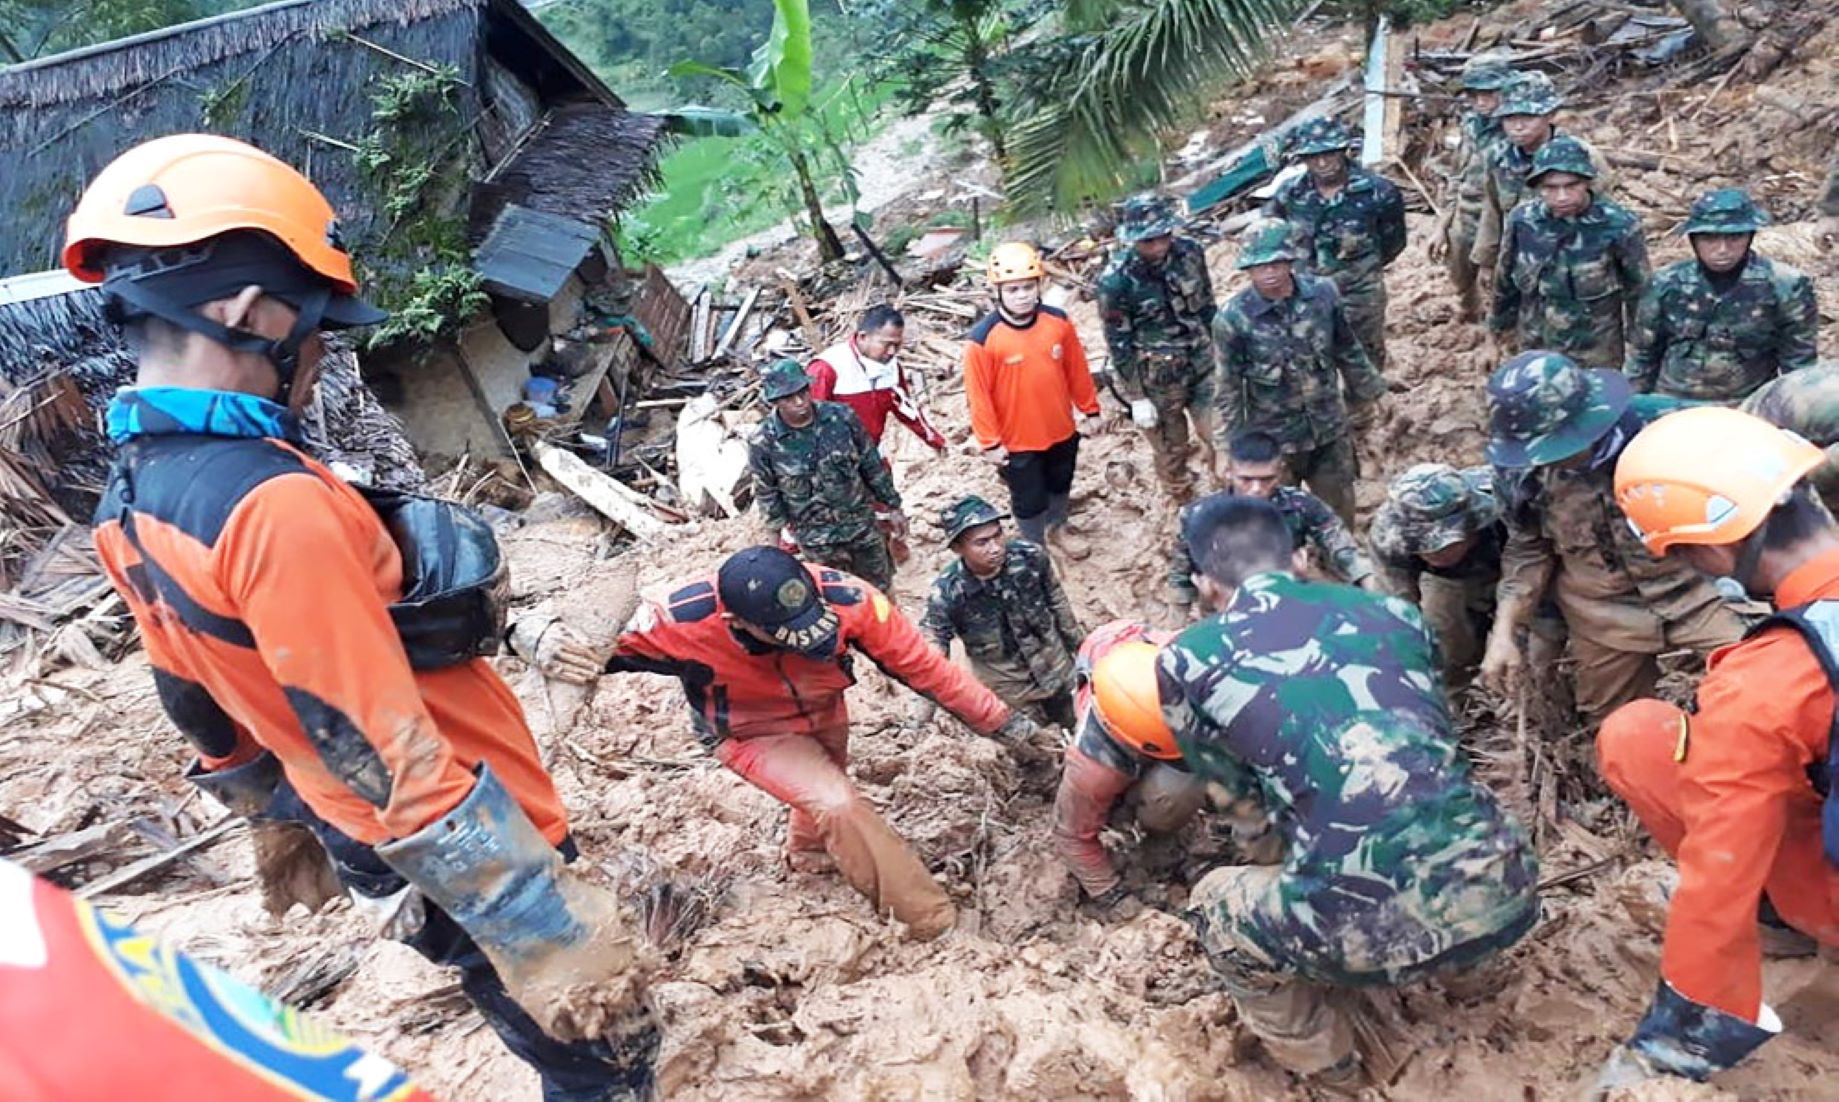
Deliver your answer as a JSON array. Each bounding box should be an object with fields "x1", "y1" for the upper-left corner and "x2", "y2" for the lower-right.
[{"x1": 5, "y1": 1, "x2": 1839, "y2": 1097}]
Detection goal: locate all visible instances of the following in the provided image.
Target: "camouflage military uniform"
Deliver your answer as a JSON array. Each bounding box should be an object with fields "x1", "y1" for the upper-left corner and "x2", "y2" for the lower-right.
[
  {"x1": 750, "y1": 400, "x2": 901, "y2": 593},
  {"x1": 1267, "y1": 120, "x2": 1408, "y2": 373},
  {"x1": 1626, "y1": 190, "x2": 1819, "y2": 402},
  {"x1": 1441, "y1": 54, "x2": 1514, "y2": 318},
  {"x1": 1213, "y1": 271, "x2": 1385, "y2": 526},
  {"x1": 1161, "y1": 570, "x2": 1537, "y2": 1073},
  {"x1": 1169, "y1": 487, "x2": 1372, "y2": 607},
  {"x1": 1369, "y1": 464, "x2": 1506, "y2": 683},
  {"x1": 1096, "y1": 198, "x2": 1220, "y2": 497},
  {"x1": 1470, "y1": 72, "x2": 1613, "y2": 272},
  {"x1": 921, "y1": 539, "x2": 1085, "y2": 725},
  {"x1": 1485, "y1": 354, "x2": 1743, "y2": 720},
  {"x1": 1489, "y1": 138, "x2": 1649, "y2": 370},
  {"x1": 1742, "y1": 362, "x2": 1839, "y2": 517}
]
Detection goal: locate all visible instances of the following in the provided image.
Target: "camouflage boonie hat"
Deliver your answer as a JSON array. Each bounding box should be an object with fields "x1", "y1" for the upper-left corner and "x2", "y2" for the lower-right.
[
  {"x1": 1236, "y1": 219, "x2": 1300, "y2": 269},
  {"x1": 1287, "y1": 117, "x2": 1355, "y2": 158},
  {"x1": 1460, "y1": 52, "x2": 1515, "y2": 91},
  {"x1": 1681, "y1": 188, "x2": 1769, "y2": 236},
  {"x1": 760, "y1": 358, "x2": 812, "y2": 401},
  {"x1": 1118, "y1": 193, "x2": 1181, "y2": 244},
  {"x1": 1493, "y1": 71, "x2": 1561, "y2": 117},
  {"x1": 1486, "y1": 350, "x2": 1632, "y2": 468},
  {"x1": 1527, "y1": 135, "x2": 1597, "y2": 184},
  {"x1": 940, "y1": 494, "x2": 1009, "y2": 544},
  {"x1": 1388, "y1": 464, "x2": 1494, "y2": 555}
]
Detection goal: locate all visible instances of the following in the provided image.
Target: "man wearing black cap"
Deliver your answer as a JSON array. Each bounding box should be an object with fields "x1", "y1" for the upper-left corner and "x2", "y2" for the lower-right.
[{"x1": 527, "y1": 546, "x2": 1038, "y2": 939}]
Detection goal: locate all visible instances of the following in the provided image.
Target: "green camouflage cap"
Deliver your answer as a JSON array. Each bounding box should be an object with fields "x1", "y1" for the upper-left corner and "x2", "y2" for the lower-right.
[
  {"x1": 1527, "y1": 134, "x2": 1597, "y2": 184},
  {"x1": 1493, "y1": 71, "x2": 1561, "y2": 117},
  {"x1": 1387, "y1": 464, "x2": 1497, "y2": 555},
  {"x1": 939, "y1": 494, "x2": 1009, "y2": 544},
  {"x1": 1118, "y1": 193, "x2": 1182, "y2": 243},
  {"x1": 1681, "y1": 187, "x2": 1769, "y2": 235},
  {"x1": 1486, "y1": 350, "x2": 1631, "y2": 467},
  {"x1": 1286, "y1": 117, "x2": 1355, "y2": 158},
  {"x1": 760, "y1": 357, "x2": 812, "y2": 401},
  {"x1": 1236, "y1": 219, "x2": 1300, "y2": 269},
  {"x1": 1460, "y1": 52, "x2": 1515, "y2": 91}
]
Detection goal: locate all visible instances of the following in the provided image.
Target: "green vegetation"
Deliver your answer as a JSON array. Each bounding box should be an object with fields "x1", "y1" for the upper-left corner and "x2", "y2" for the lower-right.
[{"x1": 0, "y1": 0, "x2": 268, "y2": 62}]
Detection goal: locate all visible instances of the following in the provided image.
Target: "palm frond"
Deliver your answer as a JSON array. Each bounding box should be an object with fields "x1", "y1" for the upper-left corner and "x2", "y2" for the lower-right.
[{"x1": 1005, "y1": 0, "x2": 1301, "y2": 215}]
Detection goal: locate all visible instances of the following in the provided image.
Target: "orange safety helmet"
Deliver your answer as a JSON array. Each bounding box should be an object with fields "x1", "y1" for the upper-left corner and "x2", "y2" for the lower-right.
[
  {"x1": 1615, "y1": 406, "x2": 1826, "y2": 556},
  {"x1": 1091, "y1": 640, "x2": 1181, "y2": 761},
  {"x1": 986, "y1": 241, "x2": 1043, "y2": 285},
  {"x1": 64, "y1": 134, "x2": 358, "y2": 291}
]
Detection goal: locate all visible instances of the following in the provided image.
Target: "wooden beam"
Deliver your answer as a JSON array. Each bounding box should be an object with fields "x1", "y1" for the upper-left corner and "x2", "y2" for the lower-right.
[
  {"x1": 531, "y1": 442, "x2": 673, "y2": 541},
  {"x1": 712, "y1": 287, "x2": 761, "y2": 361},
  {"x1": 76, "y1": 819, "x2": 242, "y2": 900}
]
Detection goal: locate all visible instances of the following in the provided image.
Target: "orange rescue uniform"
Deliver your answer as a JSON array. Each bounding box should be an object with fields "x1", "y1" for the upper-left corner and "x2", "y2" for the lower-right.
[
  {"x1": 1597, "y1": 548, "x2": 1839, "y2": 1023},
  {"x1": 963, "y1": 305, "x2": 1100, "y2": 452}
]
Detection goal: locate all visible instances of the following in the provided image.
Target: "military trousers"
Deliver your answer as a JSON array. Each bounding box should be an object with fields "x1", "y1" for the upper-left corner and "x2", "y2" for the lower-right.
[
  {"x1": 714, "y1": 725, "x2": 956, "y2": 939},
  {"x1": 802, "y1": 530, "x2": 896, "y2": 595},
  {"x1": 1336, "y1": 272, "x2": 1390, "y2": 376},
  {"x1": 1138, "y1": 359, "x2": 1220, "y2": 500},
  {"x1": 1444, "y1": 215, "x2": 1483, "y2": 321},
  {"x1": 1287, "y1": 436, "x2": 1360, "y2": 528},
  {"x1": 1420, "y1": 573, "x2": 1495, "y2": 687},
  {"x1": 1565, "y1": 598, "x2": 1746, "y2": 723}
]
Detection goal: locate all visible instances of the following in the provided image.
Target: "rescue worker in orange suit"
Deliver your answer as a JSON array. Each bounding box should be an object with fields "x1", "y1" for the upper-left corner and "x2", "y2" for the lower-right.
[
  {"x1": 521, "y1": 546, "x2": 1041, "y2": 940},
  {"x1": 808, "y1": 304, "x2": 945, "y2": 565},
  {"x1": 72, "y1": 134, "x2": 654, "y2": 1101},
  {"x1": 0, "y1": 859, "x2": 436, "y2": 1102},
  {"x1": 1051, "y1": 621, "x2": 1210, "y2": 902},
  {"x1": 963, "y1": 241, "x2": 1103, "y2": 560},
  {"x1": 1594, "y1": 406, "x2": 1838, "y2": 1092}
]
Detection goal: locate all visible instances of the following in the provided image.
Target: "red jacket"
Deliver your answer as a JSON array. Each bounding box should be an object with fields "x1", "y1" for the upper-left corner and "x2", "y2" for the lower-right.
[
  {"x1": 808, "y1": 337, "x2": 945, "y2": 451},
  {"x1": 608, "y1": 564, "x2": 1011, "y2": 742}
]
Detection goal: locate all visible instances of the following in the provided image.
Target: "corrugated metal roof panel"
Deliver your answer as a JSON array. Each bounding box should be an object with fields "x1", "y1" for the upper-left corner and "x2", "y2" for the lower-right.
[{"x1": 474, "y1": 204, "x2": 600, "y2": 304}]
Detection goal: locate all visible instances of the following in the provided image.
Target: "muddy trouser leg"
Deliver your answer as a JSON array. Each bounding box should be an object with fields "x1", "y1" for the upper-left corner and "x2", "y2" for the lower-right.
[
  {"x1": 1339, "y1": 278, "x2": 1389, "y2": 377},
  {"x1": 1447, "y1": 217, "x2": 1481, "y2": 320},
  {"x1": 1419, "y1": 574, "x2": 1488, "y2": 689},
  {"x1": 1051, "y1": 745, "x2": 1135, "y2": 897},
  {"x1": 1187, "y1": 370, "x2": 1221, "y2": 489},
  {"x1": 714, "y1": 729, "x2": 957, "y2": 939},
  {"x1": 1136, "y1": 763, "x2": 1207, "y2": 834},
  {"x1": 1029, "y1": 689, "x2": 1078, "y2": 730},
  {"x1": 1567, "y1": 633, "x2": 1660, "y2": 727},
  {"x1": 402, "y1": 840, "x2": 657, "y2": 1102},
  {"x1": 1290, "y1": 437, "x2": 1359, "y2": 528},
  {"x1": 1187, "y1": 865, "x2": 1357, "y2": 1077},
  {"x1": 1143, "y1": 387, "x2": 1196, "y2": 496},
  {"x1": 1041, "y1": 433, "x2": 1082, "y2": 528},
  {"x1": 1001, "y1": 447, "x2": 1051, "y2": 542},
  {"x1": 803, "y1": 534, "x2": 895, "y2": 595}
]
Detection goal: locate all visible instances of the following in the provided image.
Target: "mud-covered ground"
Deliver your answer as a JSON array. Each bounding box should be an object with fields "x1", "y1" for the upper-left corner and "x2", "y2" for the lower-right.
[{"x1": 6, "y1": 1, "x2": 1839, "y2": 1098}]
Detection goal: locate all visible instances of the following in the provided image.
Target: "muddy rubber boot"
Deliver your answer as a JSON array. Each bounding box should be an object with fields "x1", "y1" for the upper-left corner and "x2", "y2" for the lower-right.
[
  {"x1": 1016, "y1": 512, "x2": 1050, "y2": 546},
  {"x1": 1045, "y1": 494, "x2": 1090, "y2": 559}
]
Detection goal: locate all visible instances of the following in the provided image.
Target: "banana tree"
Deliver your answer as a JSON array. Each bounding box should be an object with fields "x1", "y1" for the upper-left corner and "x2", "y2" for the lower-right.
[{"x1": 662, "y1": 0, "x2": 849, "y2": 261}]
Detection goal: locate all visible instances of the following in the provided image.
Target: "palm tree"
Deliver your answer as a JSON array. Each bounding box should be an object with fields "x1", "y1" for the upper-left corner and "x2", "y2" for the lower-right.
[{"x1": 1003, "y1": 0, "x2": 1301, "y2": 215}]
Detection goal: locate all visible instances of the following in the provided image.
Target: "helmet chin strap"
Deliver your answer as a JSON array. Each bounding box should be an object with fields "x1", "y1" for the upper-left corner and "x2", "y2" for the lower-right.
[
  {"x1": 1730, "y1": 523, "x2": 1771, "y2": 597},
  {"x1": 106, "y1": 278, "x2": 329, "y2": 403}
]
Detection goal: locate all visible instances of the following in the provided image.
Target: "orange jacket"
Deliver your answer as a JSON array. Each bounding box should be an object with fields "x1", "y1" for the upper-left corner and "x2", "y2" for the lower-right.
[
  {"x1": 962, "y1": 306, "x2": 1099, "y2": 452},
  {"x1": 607, "y1": 565, "x2": 1011, "y2": 742},
  {"x1": 1663, "y1": 548, "x2": 1839, "y2": 1020},
  {"x1": 94, "y1": 435, "x2": 565, "y2": 847}
]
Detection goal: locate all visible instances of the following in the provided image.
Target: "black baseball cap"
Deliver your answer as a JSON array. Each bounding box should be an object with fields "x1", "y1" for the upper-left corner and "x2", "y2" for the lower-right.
[{"x1": 717, "y1": 546, "x2": 840, "y2": 658}]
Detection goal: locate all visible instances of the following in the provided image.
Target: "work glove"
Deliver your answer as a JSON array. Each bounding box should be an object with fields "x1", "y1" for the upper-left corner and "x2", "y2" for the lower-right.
[
  {"x1": 1478, "y1": 624, "x2": 1523, "y2": 699},
  {"x1": 1130, "y1": 399, "x2": 1159, "y2": 430},
  {"x1": 979, "y1": 444, "x2": 1010, "y2": 468},
  {"x1": 1818, "y1": 214, "x2": 1839, "y2": 253},
  {"x1": 187, "y1": 755, "x2": 343, "y2": 918},
  {"x1": 778, "y1": 525, "x2": 801, "y2": 554},
  {"x1": 510, "y1": 617, "x2": 603, "y2": 686},
  {"x1": 995, "y1": 711, "x2": 1044, "y2": 744},
  {"x1": 376, "y1": 765, "x2": 655, "y2": 1044},
  {"x1": 905, "y1": 697, "x2": 939, "y2": 728}
]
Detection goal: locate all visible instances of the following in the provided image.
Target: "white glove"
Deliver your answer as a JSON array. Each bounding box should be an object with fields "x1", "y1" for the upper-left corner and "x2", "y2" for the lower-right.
[{"x1": 1130, "y1": 399, "x2": 1159, "y2": 430}]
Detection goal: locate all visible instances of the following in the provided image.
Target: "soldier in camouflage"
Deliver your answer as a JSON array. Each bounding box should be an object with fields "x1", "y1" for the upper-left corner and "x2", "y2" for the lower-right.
[
  {"x1": 1489, "y1": 135, "x2": 1649, "y2": 370},
  {"x1": 920, "y1": 495, "x2": 1085, "y2": 729},
  {"x1": 1742, "y1": 362, "x2": 1839, "y2": 517},
  {"x1": 1471, "y1": 71, "x2": 1612, "y2": 276},
  {"x1": 1096, "y1": 193, "x2": 1220, "y2": 501},
  {"x1": 1265, "y1": 117, "x2": 1408, "y2": 373},
  {"x1": 1167, "y1": 430, "x2": 1372, "y2": 612},
  {"x1": 1159, "y1": 495, "x2": 1538, "y2": 1086},
  {"x1": 749, "y1": 359, "x2": 906, "y2": 593},
  {"x1": 1819, "y1": 153, "x2": 1839, "y2": 249},
  {"x1": 1430, "y1": 53, "x2": 1515, "y2": 322},
  {"x1": 1478, "y1": 352, "x2": 1745, "y2": 721},
  {"x1": 1626, "y1": 188, "x2": 1819, "y2": 402},
  {"x1": 1214, "y1": 219, "x2": 1387, "y2": 527}
]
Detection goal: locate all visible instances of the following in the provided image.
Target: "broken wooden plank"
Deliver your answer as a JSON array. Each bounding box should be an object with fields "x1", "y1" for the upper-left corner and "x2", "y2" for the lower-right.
[
  {"x1": 777, "y1": 274, "x2": 823, "y2": 349},
  {"x1": 712, "y1": 287, "x2": 761, "y2": 361},
  {"x1": 1359, "y1": 16, "x2": 1392, "y2": 168},
  {"x1": 532, "y1": 442, "x2": 673, "y2": 541},
  {"x1": 75, "y1": 818, "x2": 241, "y2": 899},
  {"x1": 6, "y1": 819, "x2": 136, "y2": 874}
]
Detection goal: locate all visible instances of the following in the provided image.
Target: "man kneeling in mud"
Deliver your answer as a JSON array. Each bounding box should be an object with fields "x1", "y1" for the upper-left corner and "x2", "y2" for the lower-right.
[{"x1": 1158, "y1": 495, "x2": 1539, "y2": 1086}]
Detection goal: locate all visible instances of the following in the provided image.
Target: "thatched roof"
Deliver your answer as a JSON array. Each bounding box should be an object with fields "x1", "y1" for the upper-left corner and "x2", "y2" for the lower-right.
[{"x1": 0, "y1": 0, "x2": 666, "y2": 278}]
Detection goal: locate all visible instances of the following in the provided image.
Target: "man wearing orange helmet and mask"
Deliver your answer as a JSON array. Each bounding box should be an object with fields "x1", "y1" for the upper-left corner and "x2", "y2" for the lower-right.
[
  {"x1": 1050, "y1": 621, "x2": 1213, "y2": 903},
  {"x1": 69, "y1": 135, "x2": 655, "y2": 1099},
  {"x1": 1593, "y1": 407, "x2": 1838, "y2": 1093},
  {"x1": 962, "y1": 241, "x2": 1103, "y2": 560}
]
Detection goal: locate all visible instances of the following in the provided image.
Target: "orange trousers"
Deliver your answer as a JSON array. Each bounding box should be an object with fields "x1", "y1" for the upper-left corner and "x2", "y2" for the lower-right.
[{"x1": 714, "y1": 726, "x2": 956, "y2": 939}]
